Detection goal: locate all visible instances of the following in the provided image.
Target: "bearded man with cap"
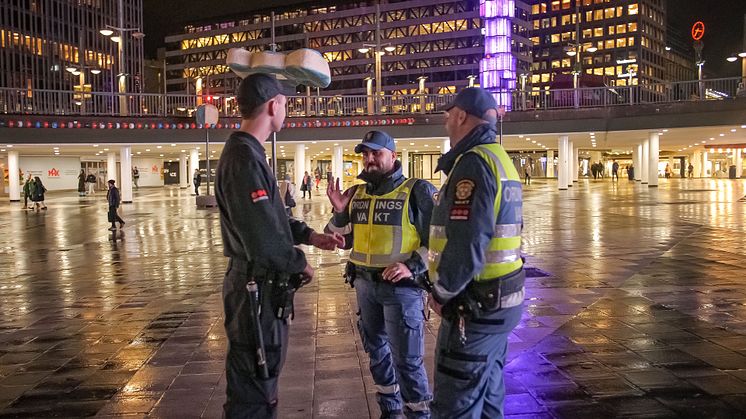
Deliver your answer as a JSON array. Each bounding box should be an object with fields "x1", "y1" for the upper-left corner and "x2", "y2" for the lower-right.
[
  {"x1": 427, "y1": 87, "x2": 525, "y2": 419},
  {"x1": 325, "y1": 130, "x2": 437, "y2": 419},
  {"x1": 215, "y1": 73, "x2": 344, "y2": 419}
]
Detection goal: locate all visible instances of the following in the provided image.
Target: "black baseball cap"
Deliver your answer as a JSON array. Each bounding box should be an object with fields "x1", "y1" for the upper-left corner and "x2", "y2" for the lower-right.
[
  {"x1": 442, "y1": 87, "x2": 498, "y2": 124},
  {"x1": 354, "y1": 130, "x2": 396, "y2": 153},
  {"x1": 237, "y1": 73, "x2": 285, "y2": 117}
]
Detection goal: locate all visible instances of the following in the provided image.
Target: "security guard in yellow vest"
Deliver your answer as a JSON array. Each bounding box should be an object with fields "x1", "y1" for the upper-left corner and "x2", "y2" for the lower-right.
[
  {"x1": 427, "y1": 88, "x2": 525, "y2": 419},
  {"x1": 326, "y1": 130, "x2": 437, "y2": 419}
]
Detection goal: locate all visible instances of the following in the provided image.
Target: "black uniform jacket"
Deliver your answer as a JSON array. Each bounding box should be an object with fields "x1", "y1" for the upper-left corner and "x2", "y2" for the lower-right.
[{"x1": 216, "y1": 131, "x2": 313, "y2": 274}]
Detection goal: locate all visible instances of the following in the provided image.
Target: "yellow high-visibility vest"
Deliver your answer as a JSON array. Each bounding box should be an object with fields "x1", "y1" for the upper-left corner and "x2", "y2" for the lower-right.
[
  {"x1": 429, "y1": 143, "x2": 523, "y2": 282},
  {"x1": 349, "y1": 178, "x2": 420, "y2": 268}
]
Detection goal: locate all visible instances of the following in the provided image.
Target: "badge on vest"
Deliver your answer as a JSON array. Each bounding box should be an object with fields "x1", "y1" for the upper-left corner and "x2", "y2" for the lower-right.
[
  {"x1": 251, "y1": 189, "x2": 269, "y2": 203},
  {"x1": 450, "y1": 206, "x2": 470, "y2": 220}
]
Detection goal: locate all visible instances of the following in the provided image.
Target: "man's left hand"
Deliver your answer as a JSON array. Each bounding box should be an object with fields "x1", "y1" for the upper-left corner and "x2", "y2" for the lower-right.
[
  {"x1": 382, "y1": 262, "x2": 412, "y2": 283},
  {"x1": 309, "y1": 231, "x2": 345, "y2": 250}
]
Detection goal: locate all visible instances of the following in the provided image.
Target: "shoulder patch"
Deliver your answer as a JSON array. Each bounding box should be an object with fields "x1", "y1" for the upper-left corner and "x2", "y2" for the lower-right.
[
  {"x1": 251, "y1": 189, "x2": 269, "y2": 203},
  {"x1": 455, "y1": 179, "x2": 475, "y2": 200}
]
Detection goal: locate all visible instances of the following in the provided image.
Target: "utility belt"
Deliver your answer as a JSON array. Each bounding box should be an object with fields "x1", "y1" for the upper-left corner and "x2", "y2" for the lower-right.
[
  {"x1": 228, "y1": 258, "x2": 311, "y2": 321},
  {"x1": 344, "y1": 261, "x2": 432, "y2": 292},
  {"x1": 442, "y1": 268, "x2": 525, "y2": 322}
]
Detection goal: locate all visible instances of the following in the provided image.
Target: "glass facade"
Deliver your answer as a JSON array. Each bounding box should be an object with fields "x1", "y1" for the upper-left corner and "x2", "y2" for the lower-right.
[
  {"x1": 0, "y1": 0, "x2": 144, "y2": 93},
  {"x1": 164, "y1": 0, "x2": 532, "y2": 97}
]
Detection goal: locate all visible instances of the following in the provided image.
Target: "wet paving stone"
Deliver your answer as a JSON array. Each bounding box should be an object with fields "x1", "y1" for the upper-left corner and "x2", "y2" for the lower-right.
[{"x1": 2, "y1": 179, "x2": 746, "y2": 417}]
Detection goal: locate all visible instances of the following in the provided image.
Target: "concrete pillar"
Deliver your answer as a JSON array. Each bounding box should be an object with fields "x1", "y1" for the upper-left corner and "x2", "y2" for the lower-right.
[
  {"x1": 190, "y1": 149, "x2": 199, "y2": 194},
  {"x1": 635, "y1": 144, "x2": 643, "y2": 181},
  {"x1": 558, "y1": 135, "x2": 569, "y2": 190},
  {"x1": 441, "y1": 139, "x2": 451, "y2": 183},
  {"x1": 567, "y1": 140, "x2": 574, "y2": 187},
  {"x1": 180, "y1": 153, "x2": 188, "y2": 189},
  {"x1": 8, "y1": 151, "x2": 20, "y2": 202},
  {"x1": 546, "y1": 150, "x2": 554, "y2": 177},
  {"x1": 737, "y1": 149, "x2": 743, "y2": 179},
  {"x1": 305, "y1": 156, "x2": 312, "y2": 178},
  {"x1": 332, "y1": 145, "x2": 344, "y2": 185},
  {"x1": 642, "y1": 139, "x2": 649, "y2": 184},
  {"x1": 294, "y1": 143, "x2": 305, "y2": 187},
  {"x1": 703, "y1": 151, "x2": 709, "y2": 178},
  {"x1": 120, "y1": 146, "x2": 133, "y2": 203},
  {"x1": 401, "y1": 149, "x2": 410, "y2": 178},
  {"x1": 573, "y1": 147, "x2": 579, "y2": 182},
  {"x1": 107, "y1": 152, "x2": 118, "y2": 186},
  {"x1": 648, "y1": 133, "x2": 659, "y2": 187}
]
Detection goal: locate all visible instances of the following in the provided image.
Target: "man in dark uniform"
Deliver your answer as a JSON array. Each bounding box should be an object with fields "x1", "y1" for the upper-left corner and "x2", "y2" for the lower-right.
[
  {"x1": 325, "y1": 131, "x2": 437, "y2": 418},
  {"x1": 427, "y1": 88, "x2": 525, "y2": 419},
  {"x1": 215, "y1": 73, "x2": 344, "y2": 419}
]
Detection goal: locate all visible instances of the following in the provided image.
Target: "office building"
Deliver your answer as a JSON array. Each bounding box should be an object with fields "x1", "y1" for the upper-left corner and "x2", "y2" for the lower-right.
[
  {"x1": 164, "y1": 0, "x2": 532, "y2": 106},
  {"x1": 0, "y1": 0, "x2": 144, "y2": 96}
]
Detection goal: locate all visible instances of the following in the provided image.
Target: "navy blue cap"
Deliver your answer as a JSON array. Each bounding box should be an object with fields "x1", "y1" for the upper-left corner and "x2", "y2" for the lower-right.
[
  {"x1": 237, "y1": 73, "x2": 286, "y2": 117},
  {"x1": 354, "y1": 130, "x2": 396, "y2": 153},
  {"x1": 442, "y1": 87, "x2": 498, "y2": 123}
]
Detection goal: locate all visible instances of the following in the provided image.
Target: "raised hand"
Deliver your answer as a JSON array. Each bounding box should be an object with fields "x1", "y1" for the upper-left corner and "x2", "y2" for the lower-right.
[{"x1": 326, "y1": 177, "x2": 352, "y2": 213}]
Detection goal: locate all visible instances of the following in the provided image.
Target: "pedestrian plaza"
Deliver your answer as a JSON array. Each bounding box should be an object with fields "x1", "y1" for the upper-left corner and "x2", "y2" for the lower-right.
[{"x1": 1, "y1": 178, "x2": 746, "y2": 418}]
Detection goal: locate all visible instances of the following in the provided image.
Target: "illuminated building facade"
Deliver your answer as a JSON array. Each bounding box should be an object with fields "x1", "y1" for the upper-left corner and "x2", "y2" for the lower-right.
[
  {"x1": 164, "y1": 0, "x2": 532, "y2": 99},
  {"x1": 0, "y1": 0, "x2": 144, "y2": 94},
  {"x1": 527, "y1": 0, "x2": 694, "y2": 90}
]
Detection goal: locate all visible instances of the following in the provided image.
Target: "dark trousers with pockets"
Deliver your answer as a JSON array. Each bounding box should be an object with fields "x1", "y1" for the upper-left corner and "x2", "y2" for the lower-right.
[
  {"x1": 222, "y1": 260, "x2": 288, "y2": 419},
  {"x1": 431, "y1": 304, "x2": 522, "y2": 419}
]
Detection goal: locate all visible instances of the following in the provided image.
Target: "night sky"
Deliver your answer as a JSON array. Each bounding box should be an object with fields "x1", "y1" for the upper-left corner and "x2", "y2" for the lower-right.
[{"x1": 143, "y1": 0, "x2": 746, "y2": 78}]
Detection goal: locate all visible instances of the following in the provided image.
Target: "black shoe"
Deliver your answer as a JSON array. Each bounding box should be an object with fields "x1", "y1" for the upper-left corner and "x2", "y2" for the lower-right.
[
  {"x1": 119, "y1": 222, "x2": 125, "y2": 228},
  {"x1": 108, "y1": 227, "x2": 117, "y2": 231}
]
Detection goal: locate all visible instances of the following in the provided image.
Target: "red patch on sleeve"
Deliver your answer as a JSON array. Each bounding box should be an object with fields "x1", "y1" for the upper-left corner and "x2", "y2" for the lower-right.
[
  {"x1": 449, "y1": 206, "x2": 470, "y2": 220},
  {"x1": 251, "y1": 189, "x2": 269, "y2": 203}
]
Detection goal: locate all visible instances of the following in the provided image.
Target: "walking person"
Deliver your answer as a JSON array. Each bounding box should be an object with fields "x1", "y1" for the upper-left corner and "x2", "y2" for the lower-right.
[
  {"x1": 523, "y1": 159, "x2": 532, "y2": 185},
  {"x1": 106, "y1": 179, "x2": 125, "y2": 231},
  {"x1": 278, "y1": 174, "x2": 296, "y2": 217},
  {"x1": 193, "y1": 169, "x2": 202, "y2": 196},
  {"x1": 301, "y1": 171, "x2": 313, "y2": 199},
  {"x1": 132, "y1": 166, "x2": 140, "y2": 190},
  {"x1": 326, "y1": 130, "x2": 437, "y2": 419},
  {"x1": 86, "y1": 172, "x2": 97, "y2": 195},
  {"x1": 688, "y1": 163, "x2": 694, "y2": 178},
  {"x1": 612, "y1": 160, "x2": 619, "y2": 181},
  {"x1": 31, "y1": 176, "x2": 48, "y2": 210},
  {"x1": 77, "y1": 169, "x2": 86, "y2": 196},
  {"x1": 23, "y1": 174, "x2": 33, "y2": 209},
  {"x1": 428, "y1": 87, "x2": 525, "y2": 419},
  {"x1": 214, "y1": 73, "x2": 344, "y2": 419}
]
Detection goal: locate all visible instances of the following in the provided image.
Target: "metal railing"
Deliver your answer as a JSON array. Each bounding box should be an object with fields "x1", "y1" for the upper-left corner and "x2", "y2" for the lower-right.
[{"x1": 1, "y1": 77, "x2": 742, "y2": 118}]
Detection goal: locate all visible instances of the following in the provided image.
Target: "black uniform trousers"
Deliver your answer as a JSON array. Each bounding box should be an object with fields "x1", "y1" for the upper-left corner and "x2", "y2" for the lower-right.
[
  {"x1": 108, "y1": 206, "x2": 124, "y2": 226},
  {"x1": 222, "y1": 260, "x2": 289, "y2": 419}
]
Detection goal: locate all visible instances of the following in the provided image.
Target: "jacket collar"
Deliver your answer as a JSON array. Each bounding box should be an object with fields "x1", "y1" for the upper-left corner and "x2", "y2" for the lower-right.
[
  {"x1": 232, "y1": 131, "x2": 266, "y2": 157},
  {"x1": 435, "y1": 123, "x2": 497, "y2": 174}
]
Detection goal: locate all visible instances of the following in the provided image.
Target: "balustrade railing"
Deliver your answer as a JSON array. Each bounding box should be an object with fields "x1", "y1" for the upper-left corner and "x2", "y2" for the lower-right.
[{"x1": 1, "y1": 77, "x2": 742, "y2": 119}]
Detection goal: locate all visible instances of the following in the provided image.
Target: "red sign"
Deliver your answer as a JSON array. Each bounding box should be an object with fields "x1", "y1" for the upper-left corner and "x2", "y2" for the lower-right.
[
  {"x1": 48, "y1": 168, "x2": 60, "y2": 177},
  {"x1": 691, "y1": 21, "x2": 705, "y2": 41}
]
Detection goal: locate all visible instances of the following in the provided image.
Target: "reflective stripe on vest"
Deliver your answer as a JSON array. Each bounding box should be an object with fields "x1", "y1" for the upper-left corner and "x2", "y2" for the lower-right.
[
  {"x1": 349, "y1": 178, "x2": 420, "y2": 268},
  {"x1": 428, "y1": 143, "x2": 523, "y2": 282}
]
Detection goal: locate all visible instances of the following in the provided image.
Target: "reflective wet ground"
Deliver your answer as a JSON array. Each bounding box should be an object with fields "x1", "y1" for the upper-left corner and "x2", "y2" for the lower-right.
[{"x1": 1, "y1": 178, "x2": 746, "y2": 418}]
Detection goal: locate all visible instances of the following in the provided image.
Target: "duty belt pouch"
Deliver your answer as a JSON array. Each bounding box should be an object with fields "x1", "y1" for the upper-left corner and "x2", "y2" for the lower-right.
[
  {"x1": 468, "y1": 268, "x2": 526, "y2": 312},
  {"x1": 270, "y1": 272, "x2": 295, "y2": 320}
]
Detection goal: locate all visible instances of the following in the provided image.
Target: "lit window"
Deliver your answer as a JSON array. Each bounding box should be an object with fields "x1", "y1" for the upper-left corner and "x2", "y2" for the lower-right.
[{"x1": 628, "y1": 4, "x2": 639, "y2": 15}]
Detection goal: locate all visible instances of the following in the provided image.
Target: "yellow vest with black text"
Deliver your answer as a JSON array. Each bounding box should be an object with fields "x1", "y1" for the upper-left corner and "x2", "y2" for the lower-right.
[
  {"x1": 349, "y1": 178, "x2": 420, "y2": 268},
  {"x1": 429, "y1": 144, "x2": 523, "y2": 282}
]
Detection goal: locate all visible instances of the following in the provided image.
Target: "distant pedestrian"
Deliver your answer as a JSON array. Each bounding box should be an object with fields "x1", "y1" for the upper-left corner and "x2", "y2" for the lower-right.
[
  {"x1": 106, "y1": 179, "x2": 125, "y2": 231},
  {"x1": 688, "y1": 163, "x2": 694, "y2": 178},
  {"x1": 193, "y1": 169, "x2": 202, "y2": 195},
  {"x1": 86, "y1": 172, "x2": 97, "y2": 195},
  {"x1": 612, "y1": 160, "x2": 619, "y2": 181},
  {"x1": 524, "y1": 159, "x2": 532, "y2": 185},
  {"x1": 664, "y1": 163, "x2": 672, "y2": 179},
  {"x1": 301, "y1": 171, "x2": 313, "y2": 198},
  {"x1": 279, "y1": 174, "x2": 296, "y2": 217},
  {"x1": 132, "y1": 166, "x2": 140, "y2": 190},
  {"x1": 22, "y1": 174, "x2": 33, "y2": 209},
  {"x1": 591, "y1": 163, "x2": 598, "y2": 179},
  {"x1": 31, "y1": 176, "x2": 47, "y2": 210},
  {"x1": 77, "y1": 169, "x2": 86, "y2": 196}
]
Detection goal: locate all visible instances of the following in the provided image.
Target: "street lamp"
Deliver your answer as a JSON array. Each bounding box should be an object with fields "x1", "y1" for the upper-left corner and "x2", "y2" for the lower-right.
[
  {"x1": 358, "y1": 3, "x2": 395, "y2": 114},
  {"x1": 99, "y1": 0, "x2": 145, "y2": 116}
]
